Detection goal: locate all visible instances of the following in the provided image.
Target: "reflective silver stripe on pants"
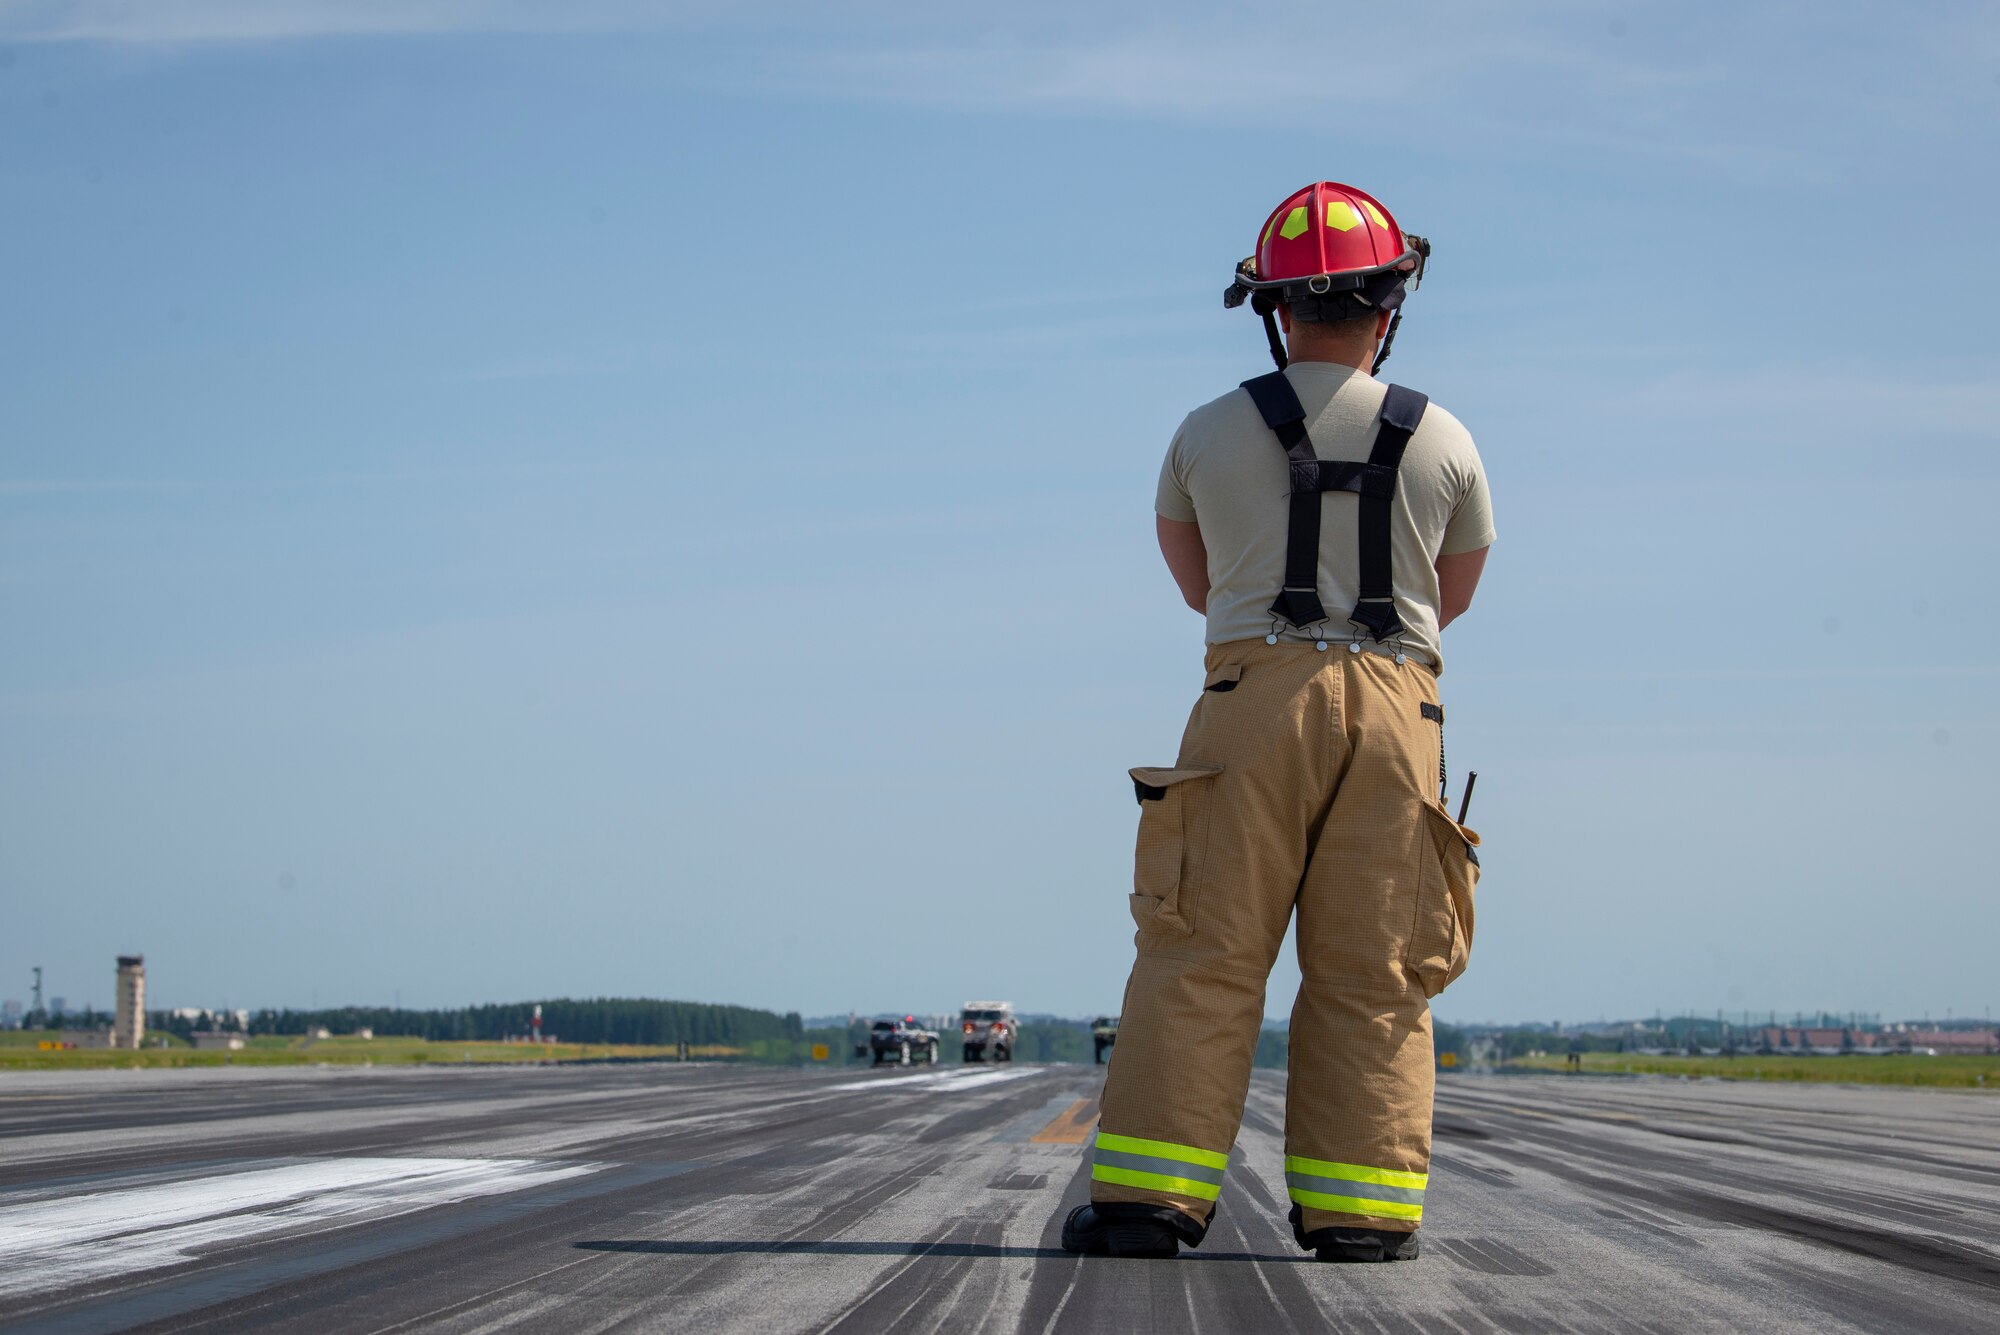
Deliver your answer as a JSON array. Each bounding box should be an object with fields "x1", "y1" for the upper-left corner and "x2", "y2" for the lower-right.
[
  {"x1": 1284, "y1": 1172, "x2": 1425, "y2": 1207},
  {"x1": 1094, "y1": 1148, "x2": 1227, "y2": 1188}
]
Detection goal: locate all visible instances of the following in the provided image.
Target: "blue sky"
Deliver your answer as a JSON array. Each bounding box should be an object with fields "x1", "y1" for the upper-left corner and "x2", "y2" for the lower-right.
[{"x1": 3, "y1": 1, "x2": 1996, "y2": 1025}]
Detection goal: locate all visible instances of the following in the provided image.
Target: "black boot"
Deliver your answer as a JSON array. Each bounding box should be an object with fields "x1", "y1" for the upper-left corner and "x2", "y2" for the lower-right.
[
  {"x1": 1288, "y1": 1203, "x2": 1419, "y2": 1262},
  {"x1": 1061, "y1": 1203, "x2": 1207, "y2": 1258}
]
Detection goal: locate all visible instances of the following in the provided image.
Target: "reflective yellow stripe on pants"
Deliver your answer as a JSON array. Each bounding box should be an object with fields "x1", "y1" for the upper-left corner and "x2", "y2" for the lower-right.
[
  {"x1": 1284, "y1": 1155, "x2": 1426, "y2": 1222},
  {"x1": 1091, "y1": 1132, "x2": 1228, "y2": 1201}
]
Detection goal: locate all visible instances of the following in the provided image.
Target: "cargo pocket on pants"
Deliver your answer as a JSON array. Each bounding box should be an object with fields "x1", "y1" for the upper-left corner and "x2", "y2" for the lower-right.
[
  {"x1": 1408, "y1": 802, "x2": 1482, "y2": 996},
  {"x1": 1128, "y1": 765, "x2": 1224, "y2": 936}
]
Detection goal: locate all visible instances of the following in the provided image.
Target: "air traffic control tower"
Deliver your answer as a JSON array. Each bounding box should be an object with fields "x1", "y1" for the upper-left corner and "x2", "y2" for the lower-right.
[{"x1": 114, "y1": 955, "x2": 145, "y2": 1050}]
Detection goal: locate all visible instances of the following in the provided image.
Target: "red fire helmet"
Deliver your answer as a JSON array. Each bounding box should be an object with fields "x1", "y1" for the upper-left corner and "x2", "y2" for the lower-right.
[
  {"x1": 1254, "y1": 181, "x2": 1416, "y2": 286},
  {"x1": 1224, "y1": 180, "x2": 1432, "y2": 373}
]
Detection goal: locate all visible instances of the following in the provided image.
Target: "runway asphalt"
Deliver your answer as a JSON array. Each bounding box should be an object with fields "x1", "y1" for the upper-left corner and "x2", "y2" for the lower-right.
[{"x1": 0, "y1": 1061, "x2": 1995, "y2": 1333}]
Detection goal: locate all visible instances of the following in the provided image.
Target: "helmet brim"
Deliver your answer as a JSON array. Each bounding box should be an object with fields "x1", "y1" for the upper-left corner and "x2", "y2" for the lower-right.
[{"x1": 1224, "y1": 239, "x2": 1428, "y2": 311}]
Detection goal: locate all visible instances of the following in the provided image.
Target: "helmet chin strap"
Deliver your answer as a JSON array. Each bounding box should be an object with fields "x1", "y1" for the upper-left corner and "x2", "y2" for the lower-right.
[
  {"x1": 1262, "y1": 308, "x2": 1289, "y2": 371},
  {"x1": 1370, "y1": 308, "x2": 1404, "y2": 375}
]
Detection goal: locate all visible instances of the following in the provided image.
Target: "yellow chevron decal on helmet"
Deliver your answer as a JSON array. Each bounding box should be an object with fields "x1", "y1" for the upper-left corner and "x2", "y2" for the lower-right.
[{"x1": 1325, "y1": 201, "x2": 1362, "y2": 232}]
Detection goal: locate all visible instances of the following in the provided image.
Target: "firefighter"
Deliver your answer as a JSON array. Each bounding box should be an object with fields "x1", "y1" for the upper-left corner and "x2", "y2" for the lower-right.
[{"x1": 1062, "y1": 181, "x2": 1492, "y2": 1262}]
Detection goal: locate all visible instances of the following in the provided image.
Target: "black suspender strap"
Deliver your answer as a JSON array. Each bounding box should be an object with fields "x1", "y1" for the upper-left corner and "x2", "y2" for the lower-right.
[
  {"x1": 1238, "y1": 372, "x2": 1429, "y2": 638},
  {"x1": 1239, "y1": 372, "x2": 1327, "y2": 628},
  {"x1": 1349, "y1": 384, "x2": 1428, "y2": 639}
]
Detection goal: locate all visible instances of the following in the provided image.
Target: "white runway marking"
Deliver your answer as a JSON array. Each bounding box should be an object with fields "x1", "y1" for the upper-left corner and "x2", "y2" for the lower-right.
[
  {"x1": 826, "y1": 1068, "x2": 1037, "y2": 1094},
  {"x1": 0, "y1": 1157, "x2": 595, "y2": 1298}
]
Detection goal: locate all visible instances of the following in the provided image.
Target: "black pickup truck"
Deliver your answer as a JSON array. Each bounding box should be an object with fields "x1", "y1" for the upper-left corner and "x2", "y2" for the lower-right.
[{"x1": 865, "y1": 1017, "x2": 941, "y2": 1066}]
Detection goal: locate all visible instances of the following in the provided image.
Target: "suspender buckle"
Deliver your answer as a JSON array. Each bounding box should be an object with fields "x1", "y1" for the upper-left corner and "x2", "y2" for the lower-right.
[{"x1": 1348, "y1": 598, "x2": 1404, "y2": 640}]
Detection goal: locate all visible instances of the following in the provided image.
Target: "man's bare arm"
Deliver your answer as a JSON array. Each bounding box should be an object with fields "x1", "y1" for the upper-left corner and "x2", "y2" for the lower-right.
[
  {"x1": 1157, "y1": 516, "x2": 1209, "y2": 614},
  {"x1": 1435, "y1": 546, "x2": 1488, "y2": 630}
]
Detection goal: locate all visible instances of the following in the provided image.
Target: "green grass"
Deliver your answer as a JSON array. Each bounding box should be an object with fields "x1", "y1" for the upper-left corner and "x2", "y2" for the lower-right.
[
  {"x1": 0, "y1": 1032, "x2": 784, "y2": 1071},
  {"x1": 1502, "y1": 1051, "x2": 1998, "y2": 1088}
]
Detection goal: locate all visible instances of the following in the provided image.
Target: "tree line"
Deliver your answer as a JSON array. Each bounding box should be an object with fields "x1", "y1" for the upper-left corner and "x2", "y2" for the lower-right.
[
  {"x1": 245, "y1": 998, "x2": 805, "y2": 1046},
  {"x1": 18, "y1": 1005, "x2": 111, "y2": 1032}
]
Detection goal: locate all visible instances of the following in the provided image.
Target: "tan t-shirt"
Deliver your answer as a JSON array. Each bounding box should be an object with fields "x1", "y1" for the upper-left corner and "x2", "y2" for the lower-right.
[{"x1": 1156, "y1": 361, "x2": 1494, "y2": 674}]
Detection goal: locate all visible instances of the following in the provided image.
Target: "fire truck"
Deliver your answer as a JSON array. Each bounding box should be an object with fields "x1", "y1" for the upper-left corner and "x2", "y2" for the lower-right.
[{"x1": 959, "y1": 1001, "x2": 1018, "y2": 1063}]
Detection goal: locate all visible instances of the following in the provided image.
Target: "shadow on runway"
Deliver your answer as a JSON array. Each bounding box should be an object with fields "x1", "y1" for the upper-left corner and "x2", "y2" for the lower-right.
[{"x1": 575, "y1": 1240, "x2": 1311, "y2": 1263}]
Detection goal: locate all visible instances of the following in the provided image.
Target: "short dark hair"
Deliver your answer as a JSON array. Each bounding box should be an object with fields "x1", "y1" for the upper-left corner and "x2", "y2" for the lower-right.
[{"x1": 1286, "y1": 295, "x2": 1381, "y2": 327}]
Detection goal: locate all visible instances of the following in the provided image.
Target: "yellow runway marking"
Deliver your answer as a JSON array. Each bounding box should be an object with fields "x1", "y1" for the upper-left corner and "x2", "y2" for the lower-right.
[{"x1": 1031, "y1": 1098, "x2": 1100, "y2": 1144}]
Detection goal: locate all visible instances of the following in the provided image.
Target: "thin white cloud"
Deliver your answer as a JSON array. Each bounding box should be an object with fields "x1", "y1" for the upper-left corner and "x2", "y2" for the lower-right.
[
  {"x1": 760, "y1": 11, "x2": 1635, "y2": 122},
  {"x1": 1463, "y1": 664, "x2": 2000, "y2": 684},
  {"x1": 754, "y1": 7, "x2": 1995, "y2": 179},
  {"x1": 0, "y1": 0, "x2": 721, "y2": 43},
  {"x1": 769, "y1": 33, "x2": 1381, "y2": 119},
  {"x1": 12, "y1": 0, "x2": 1994, "y2": 181},
  {"x1": 1623, "y1": 366, "x2": 2000, "y2": 440},
  {"x1": 0, "y1": 476, "x2": 197, "y2": 496},
  {"x1": 0, "y1": 465, "x2": 573, "y2": 495}
]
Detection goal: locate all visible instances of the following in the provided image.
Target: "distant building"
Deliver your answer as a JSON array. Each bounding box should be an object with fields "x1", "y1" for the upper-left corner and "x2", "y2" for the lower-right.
[
  {"x1": 57, "y1": 1029, "x2": 111, "y2": 1049},
  {"x1": 353, "y1": 1027, "x2": 373, "y2": 1040},
  {"x1": 1, "y1": 1000, "x2": 21, "y2": 1029},
  {"x1": 1756, "y1": 1027, "x2": 1876, "y2": 1054},
  {"x1": 191, "y1": 1032, "x2": 246, "y2": 1051},
  {"x1": 1754, "y1": 1025, "x2": 1999, "y2": 1056},
  {"x1": 113, "y1": 956, "x2": 146, "y2": 1050},
  {"x1": 49, "y1": 996, "x2": 67, "y2": 1017},
  {"x1": 1892, "y1": 1028, "x2": 1998, "y2": 1055}
]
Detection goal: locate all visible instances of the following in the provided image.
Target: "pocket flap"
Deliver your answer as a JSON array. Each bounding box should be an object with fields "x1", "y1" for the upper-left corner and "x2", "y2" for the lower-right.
[
  {"x1": 1130, "y1": 764, "x2": 1224, "y2": 802},
  {"x1": 1417, "y1": 800, "x2": 1481, "y2": 995},
  {"x1": 1203, "y1": 665, "x2": 1243, "y2": 692},
  {"x1": 1425, "y1": 800, "x2": 1481, "y2": 848}
]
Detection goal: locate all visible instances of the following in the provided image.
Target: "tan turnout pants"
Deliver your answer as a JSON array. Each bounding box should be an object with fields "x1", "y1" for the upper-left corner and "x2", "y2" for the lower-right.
[{"x1": 1092, "y1": 638, "x2": 1480, "y2": 1237}]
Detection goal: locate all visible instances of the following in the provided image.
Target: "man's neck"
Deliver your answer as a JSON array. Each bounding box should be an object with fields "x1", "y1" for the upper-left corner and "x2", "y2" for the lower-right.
[{"x1": 1283, "y1": 344, "x2": 1376, "y2": 372}]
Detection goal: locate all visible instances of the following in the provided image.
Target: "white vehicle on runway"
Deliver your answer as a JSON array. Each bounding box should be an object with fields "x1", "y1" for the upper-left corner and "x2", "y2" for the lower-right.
[{"x1": 959, "y1": 1001, "x2": 1018, "y2": 1063}]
